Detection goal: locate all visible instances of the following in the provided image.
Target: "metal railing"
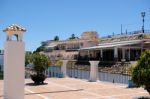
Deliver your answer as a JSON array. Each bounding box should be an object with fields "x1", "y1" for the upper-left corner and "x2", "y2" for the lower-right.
[
  {"x1": 45, "y1": 63, "x2": 131, "y2": 84},
  {"x1": 101, "y1": 30, "x2": 150, "y2": 39}
]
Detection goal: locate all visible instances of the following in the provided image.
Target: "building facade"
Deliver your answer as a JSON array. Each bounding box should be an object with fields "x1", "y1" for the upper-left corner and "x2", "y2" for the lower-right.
[
  {"x1": 80, "y1": 31, "x2": 150, "y2": 62},
  {"x1": 41, "y1": 30, "x2": 150, "y2": 62},
  {"x1": 42, "y1": 31, "x2": 99, "y2": 60}
]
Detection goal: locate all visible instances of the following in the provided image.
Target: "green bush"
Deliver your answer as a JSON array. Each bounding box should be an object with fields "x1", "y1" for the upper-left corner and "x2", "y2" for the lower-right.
[
  {"x1": 132, "y1": 50, "x2": 150, "y2": 94},
  {"x1": 26, "y1": 53, "x2": 50, "y2": 84},
  {"x1": 127, "y1": 64, "x2": 136, "y2": 75}
]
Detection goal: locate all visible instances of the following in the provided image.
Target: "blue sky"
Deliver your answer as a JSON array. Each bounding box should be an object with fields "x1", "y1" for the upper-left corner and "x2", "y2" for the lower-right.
[{"x1": 0, "y1": 0, "x2": 150, "y2": 51}]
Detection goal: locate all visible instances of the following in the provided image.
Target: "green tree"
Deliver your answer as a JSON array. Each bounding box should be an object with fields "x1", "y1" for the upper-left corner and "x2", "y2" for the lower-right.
[
  {"x1": 34, "y1": 46, "x2": 45, "y2": 53},
  {"x1": 54, "y1": 36, "x2": 59, "y2": 41},
  {"x1": 132, "y1": 50, "x2": 150, "y2": 94},
  {"x1": 26, "y1": 53, "x2": 50, "y2": 84},
  {"x1": 32, "y1": 53, "x2": 50, "y2": 74},
  {"x1": 69, "y1": 34, "x2": 76, "y2": 39},
  {"x1": 25, "y1": 52, "x2": 32, "y2": 66}
]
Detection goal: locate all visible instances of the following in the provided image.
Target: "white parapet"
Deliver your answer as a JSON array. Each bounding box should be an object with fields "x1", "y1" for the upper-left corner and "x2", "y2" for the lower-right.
[
  {"x1": 4, "y1": 41, "x2": 25, "y2": 99},
  {"x1": 89, "y1": 61, "x2": 99, "y2": 82},
  {"x1": 61, "y1": 60, "x2": 68, "y2": 77}
]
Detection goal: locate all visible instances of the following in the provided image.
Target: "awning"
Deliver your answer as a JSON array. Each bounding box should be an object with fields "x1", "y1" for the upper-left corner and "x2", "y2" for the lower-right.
[{"x1": 80, "y1": 40, "x2": 143, "y2": 50}]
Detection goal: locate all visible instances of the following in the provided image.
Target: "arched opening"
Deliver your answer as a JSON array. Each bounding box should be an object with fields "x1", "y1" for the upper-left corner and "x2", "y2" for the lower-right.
[{"x1": 11, "y1": 34, "x2": 18, "y2": 41}]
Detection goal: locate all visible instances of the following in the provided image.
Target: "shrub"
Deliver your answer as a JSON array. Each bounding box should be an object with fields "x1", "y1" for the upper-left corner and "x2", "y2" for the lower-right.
[
  {"x1": 127, "y1": 64, "x2": 136, "y2": 75},
  {"x1": 26, "y1": 53, "x2": 50, "y2": 84},
  {"x1": 132, "y1": 50, "x2": 150, "y2": 94}
]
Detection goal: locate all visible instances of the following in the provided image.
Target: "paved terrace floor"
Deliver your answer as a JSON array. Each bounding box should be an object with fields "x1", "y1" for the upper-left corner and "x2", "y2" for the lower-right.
[{"x1": 0, "y1": 78, "x2": 149, "y2": 99}]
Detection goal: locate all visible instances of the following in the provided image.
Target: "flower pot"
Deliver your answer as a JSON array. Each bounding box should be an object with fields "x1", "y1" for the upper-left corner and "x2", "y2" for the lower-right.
[{"x1": 31, "y1": 74, "x2": 46, "y2": 84}]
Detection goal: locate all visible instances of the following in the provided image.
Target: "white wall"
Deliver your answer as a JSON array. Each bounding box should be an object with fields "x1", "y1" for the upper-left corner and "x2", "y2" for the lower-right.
[
  {"x1": 4, "y1": 41, "x2": 25, "y2": 99},
  {"x1": 83, "y1": 41, "x2": 98, "y2": 48}
]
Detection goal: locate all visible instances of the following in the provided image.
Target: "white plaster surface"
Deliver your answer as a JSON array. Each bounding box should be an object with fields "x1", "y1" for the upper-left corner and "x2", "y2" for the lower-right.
[
  {"x1": 61, "y1": 60, "x2": 68, "y2": 77},
  {"x1": 89, "y1": 61, "x2": 99, "y2": 82},
  {"x1": 114, "y1": 47, "x2": 118, "y2": 58},
  {"x1": 4, "y1": 41, "x2": 25, "y2": 99}
]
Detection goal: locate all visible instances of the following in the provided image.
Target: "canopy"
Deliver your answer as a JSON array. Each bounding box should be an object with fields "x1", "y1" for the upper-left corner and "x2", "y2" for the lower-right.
[
  {"x1": 80, "y1": 40, "x2": 143, "y2": 50},
  {"x1": 46, "y1": 44, "x2": 57, "y2": 48}
]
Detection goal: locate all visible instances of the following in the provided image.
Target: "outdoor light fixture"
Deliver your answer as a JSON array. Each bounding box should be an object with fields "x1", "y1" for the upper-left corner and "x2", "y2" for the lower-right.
[{"x1": 141, "y1": 12, "x2": 145, "y2": 33}]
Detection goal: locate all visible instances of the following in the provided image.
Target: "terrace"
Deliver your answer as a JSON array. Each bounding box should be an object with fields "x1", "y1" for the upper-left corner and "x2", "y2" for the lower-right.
[
  {"x1": 0, "y1": 78, "x2": 149, "y2": 99},
  {"x1": 100, "y1": 30, "x2": 150, "y2": 43}
]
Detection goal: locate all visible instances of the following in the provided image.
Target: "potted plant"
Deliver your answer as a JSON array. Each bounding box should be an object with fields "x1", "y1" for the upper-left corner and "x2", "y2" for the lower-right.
[{"x1": 26, "y1": 53, "x2": 50, "y2": 84}]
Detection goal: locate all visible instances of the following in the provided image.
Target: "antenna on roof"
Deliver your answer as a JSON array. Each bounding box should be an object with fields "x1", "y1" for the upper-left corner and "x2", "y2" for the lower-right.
[{"x1": 121, "y1": 24, "x2": 123, "y2": 35}]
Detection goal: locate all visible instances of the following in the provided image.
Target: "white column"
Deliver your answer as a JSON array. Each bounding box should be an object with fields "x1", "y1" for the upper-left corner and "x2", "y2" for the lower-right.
[
  {"x1": 61, "y1": 60, "x2": 68, "y2": 77},
  {"x1": 4, "y1": 41, "x2": 25, "y2": 99},
  {"x1": 89, "y1": 61, "x2": 99, "y2": 82},
  {"x1": 114, "y1": 47, "x2": 118, "y2": 60}
]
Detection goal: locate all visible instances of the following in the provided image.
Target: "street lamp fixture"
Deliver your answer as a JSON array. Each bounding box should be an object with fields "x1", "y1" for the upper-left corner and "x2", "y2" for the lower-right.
[{"x1": 141, "y1": 12, "x2": 145, "y2": 33}]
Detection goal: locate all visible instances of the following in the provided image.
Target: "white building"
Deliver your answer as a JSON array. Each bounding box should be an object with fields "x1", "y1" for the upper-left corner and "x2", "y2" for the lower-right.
[
  {"x1": 42, "y1": 31, "x2": 99, "y2": 60},
  {"x1": 80, "y1": 31, "x2": 150, "y2": 62}
]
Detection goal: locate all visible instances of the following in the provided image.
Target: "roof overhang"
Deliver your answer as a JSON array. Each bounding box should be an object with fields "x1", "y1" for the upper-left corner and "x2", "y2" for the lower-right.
[
  {"x1": 46, "y1": 45, "x2": 57, "y2": 48},
  {"x1": 80, "y1": 40, "x2": 143, "y2": 50}
]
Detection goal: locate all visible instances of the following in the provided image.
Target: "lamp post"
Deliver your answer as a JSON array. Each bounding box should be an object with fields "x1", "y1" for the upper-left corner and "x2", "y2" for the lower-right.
[{"x1": 141, "y1": 12, "x2": 145, "y2": 33}]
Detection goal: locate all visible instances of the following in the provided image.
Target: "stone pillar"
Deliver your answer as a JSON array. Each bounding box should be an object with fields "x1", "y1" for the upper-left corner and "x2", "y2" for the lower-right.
[
  {"x1": 4, "y1": 41, "x2": 25, "y2": 99},
  {"x1": 89, "y1": 61, "x2": 99, "y2": 82},
  {"x1": 61, "y1": 60, "x2": 68, "y2": 77},
  {"x1": 114, "y1": 47, "x2": 118, "y2": 61}
]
